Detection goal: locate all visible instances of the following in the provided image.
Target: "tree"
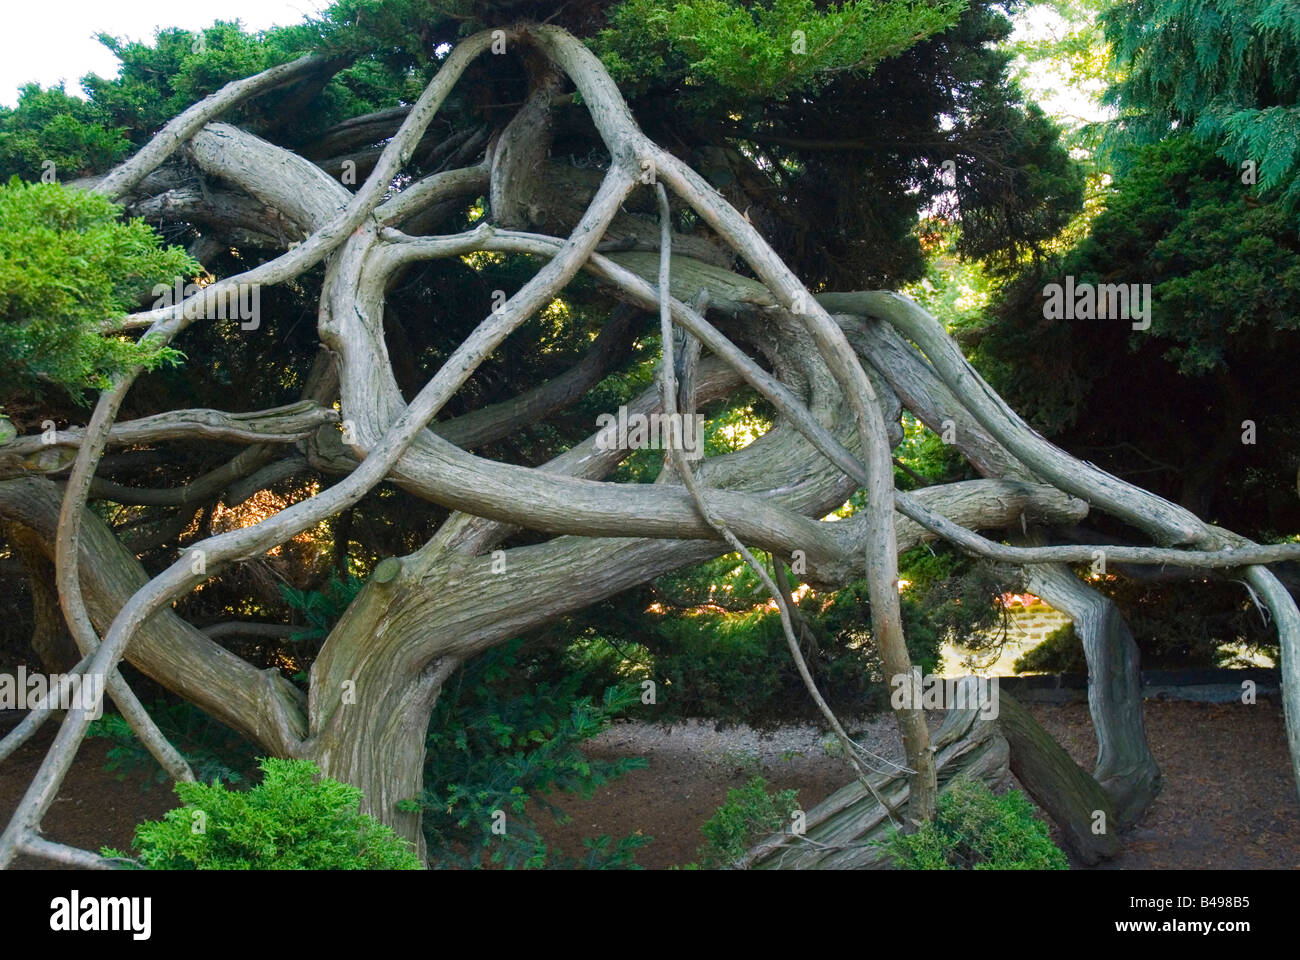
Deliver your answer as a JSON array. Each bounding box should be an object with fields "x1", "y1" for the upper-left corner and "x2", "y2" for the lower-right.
[
  {"x1": 976, "y1": 135, "x2": 1300, "y2": 536},
  {"x1": 2, "y1": 0, "x2": 1299, "y2": 867},
  {"x1": 1102, "y1": 0, "x2": 1300, "y2": 205}
]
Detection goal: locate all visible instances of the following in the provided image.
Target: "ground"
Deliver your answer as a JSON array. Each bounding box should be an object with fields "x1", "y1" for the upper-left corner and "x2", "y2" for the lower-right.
[{"x1": 3, "y1": 700, "x2": 1298, "y2": 869}]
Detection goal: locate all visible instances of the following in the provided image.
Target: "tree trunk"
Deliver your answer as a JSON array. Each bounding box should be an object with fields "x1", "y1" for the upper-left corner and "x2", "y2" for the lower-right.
[
  {"x1": 997, "y1": 693, "x2": 1121, "y2": 863},
  {"x1": 1019, "y1": 546, "x2": 1161, "y2": 827},
  {"x1": 8, "y1": 20, "x2": 1300, "y2": 869},
  {"x1": 745, "y1": 687, "x2": 1009, "y2": 869},
  {"x1": 745, "y1": 691, "x2": 1121, "y2": 868},
  {"x1": 297, "y1": 570, "x2": 469, "y2": 860},
  {"x1": 5, "y1": 522, "x2": 81, "y2": 673}
]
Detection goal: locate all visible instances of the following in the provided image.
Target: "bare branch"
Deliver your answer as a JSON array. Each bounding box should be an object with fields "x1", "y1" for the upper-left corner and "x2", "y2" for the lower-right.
[
  {"x1": 2, "y1": 402, "x2": 336, "y2": 463},
  {"x1": 91, "y1": 54, "x2": 329, "y2": 201}
]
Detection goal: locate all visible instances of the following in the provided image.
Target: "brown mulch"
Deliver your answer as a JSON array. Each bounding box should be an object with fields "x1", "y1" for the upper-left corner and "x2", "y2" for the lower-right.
[{"x1": 1029, "y1": 699, "x2": 1300, "y2": 870}]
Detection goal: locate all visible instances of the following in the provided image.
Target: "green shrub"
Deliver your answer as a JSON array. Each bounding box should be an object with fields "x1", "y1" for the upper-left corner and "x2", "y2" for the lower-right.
[
  {"x1": 550, "y1": 543, "x2": 1023, "y2": 727},
  {"x1": 883, "y1": 778, "x2": 1068, "y2": 870},
  {"x1": 0, "y1": 178, "x2": 194, "y2": 408},
  {"x1": 594, "y1": 0, "x2": 964, "y2": 108},
  {"x1": 95, "y1": 579, "x2": 651, "y2": 869},
  {"x1": 1013, "y1": 623, "x2": 1085, "y2": 675},
  {"x1": 609, "y1": 555, "x2": 944, "y2": 726},
  {"x1": 279, "y1": 571, "x2": 364, "y2": 646},
  {"x1": 695, "y1": 776, "x2": 800, "y2": 868},
  {"x1": 104, "y1": 757, "x2": 422, "y2": 869},
  {"x1": 418, "y1": 638, "x2": 650, "y2": 869},
  {"x1": 0, "y1": 84, "x2": 129, "y2": 182}
]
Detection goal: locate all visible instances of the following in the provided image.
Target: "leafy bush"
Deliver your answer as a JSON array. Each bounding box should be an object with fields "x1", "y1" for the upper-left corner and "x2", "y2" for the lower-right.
[
  {"x1": 418, "y1": 638, "x2": 650, "y2": 869},
  {"x1": 595, "y1": 0, "x2": 964, "y2": 107},
  {"x1": 0, "y1": 179, "x2": 193, "y2": 409},
  {"x1": 279, "y1": 572, "x2": 364, "y2": 644},
  {"x1": 883, "y1": 778, "x2": 1068, "y2": 870},
  {"x1": 573, "y1": 553, "x2": 944, "y2": 727},
  {"x1": 695, "y1": 776, "x2": 800, "y2": 868},
  {"x1": 1013, "y1": 623, "x2": 1085, "y2": 675},
  {"x1": 93, "y1": 581, "x2": 652, "y2": 868},
  {"x1": 577, "y1": 546, "x2": 1014, "y2": 726},
  {"x1": 1097, "y1": 574, "x2": 1279, "y2": 669},
  {"x1": 897, "y1": 550, "x2": 1026, "y2": 664},
  {"x1": 278, "y1": 571, "x2": 364, "y2": 684},
  {"x1": 976, "y1": 136, "x2": 1300, "y2": 546},
  {"x1": 103, "y1": 757, "x2": 421, "y2": 869}
]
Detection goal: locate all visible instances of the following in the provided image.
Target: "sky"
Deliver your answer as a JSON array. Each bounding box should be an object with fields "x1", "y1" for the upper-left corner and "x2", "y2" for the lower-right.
[
  {"x1": 1009, "y1": 5, "x2": 1112, "y2": 129},
  {"x1": 0, "y1": 0, "x2": 332, "y2": 107}
]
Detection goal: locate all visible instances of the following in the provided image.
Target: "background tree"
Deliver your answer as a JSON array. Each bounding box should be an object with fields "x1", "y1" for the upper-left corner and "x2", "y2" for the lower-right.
[
  {"x1": 1101, "y1": 0, "x2": 1300, "y2": 205},
  {"x1": 968, "y1": 0, "x2": 1300, "y2": 674}
]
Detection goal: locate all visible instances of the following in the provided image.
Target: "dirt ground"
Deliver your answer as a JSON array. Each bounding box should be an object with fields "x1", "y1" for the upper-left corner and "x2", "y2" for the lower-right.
[
  {"x1": 1, "y1": 730, "x2": 178, "y2": 870},
  {"x1": 2, "y1": 699, "x2": 1297, "y2": 869},
  {"x1": 539, "y1": 699, "x2": 1300, "y2": 869}
]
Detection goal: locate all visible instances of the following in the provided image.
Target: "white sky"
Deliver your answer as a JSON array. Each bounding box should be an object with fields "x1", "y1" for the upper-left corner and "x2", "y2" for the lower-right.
[
  {"x1": 1009, "y1": 5, "x2": 1112, "y2": 129},
  {"x1": 0, "y1": 0, "x2": 333, "y2": 107}
]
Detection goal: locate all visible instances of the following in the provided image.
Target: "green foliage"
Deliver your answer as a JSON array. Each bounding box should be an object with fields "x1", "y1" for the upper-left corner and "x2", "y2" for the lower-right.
[
  {"x1": 93, "y1": 575, "x2": 651, "y2": 869},
  {"x1": 88, "y1": 699, "x2": 259, "y2": 789},
  {"x1": 899, "y1": 552, "x2": 1025, "y2": 661},
  {"x1": 1009, "y1": 0, "x2": 1113, "y2": 89},
  {"x1": 1, "y1": 10, "x2": 441, "y2": 180},
  {"x1": 0, "y1": 85, "x2": 128, "y2": 181},
  {"x1": 1004, "y1": 0, "x2": 1114, "y2": 158},
  {"x1": 279, "y1": 571, "x2": 364, "y2": 644},
  {"x1": 418, "y1": 638, "x2": 650, "y2": 869},
  {"x1": 883, "y1": 778, "x2": 1069, "y2": 869},
  {"x1": 696, "y1": 775, "x2": 799, "y2": 868},
  {"x1": 1098, "y1": 574, "x2": 1278, "y2": 668},
  {"x1": 593, "y1": 0, "x2": 1085, "y2": 288},
  {"x1": 906, "y1": 230, "x2": 995, "y2": 334},
  {"x1": 891, "y1": 413, "x2": 974, "y2": 490},
  {"x1": 1081, "y1": 135, "x2": 1300, "y2": 376},
  {"x1": 86, "y1": 23, "x2": 285, "y2": 139},
  {"x1": 80, "y1": 13, "x2": 433, "y2": 148},
  {"x1": 596, "y1": 0, "x2": 966, "y2": 105},
  {"x1": 546, "y1": 542, "x2": 1024, "y2": 727},
  {"x1": 1102, "y1": 0, "x2": 1300, "y2": 205},
  {"x1": 103, "y1": 758, "x2": 422, "y2": 869},
  {"x1": 1011, "y1": 582, "x2": 1280, "y2": 677},
  {"x1": 266, "y1": 571, "x2": 652, "y2": 868},
  {"x1": 628, "y1": 554, "x2": 943, "y2": 725},
  {"x1": 977, "y1": 134, "x2": 1300, "y2": 542},
  {"x1": 1013, "y1": 622, "x2": 1085, "y2": 673},
  {"x1": 0, "y1": 179, "x2": 193, "y2": 406}
]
